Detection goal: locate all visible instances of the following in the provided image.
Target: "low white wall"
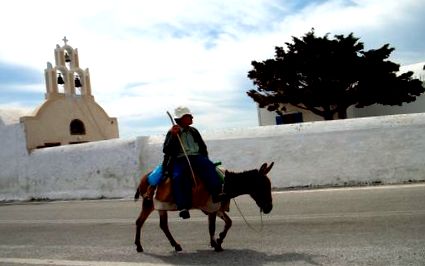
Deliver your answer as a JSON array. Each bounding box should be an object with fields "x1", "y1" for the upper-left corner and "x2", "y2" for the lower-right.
[
  {"x1": 205, "y1": 114, "x2": 425, "y2": 188},
  {"x1": 0, "y1": 135, "x2": 142, "y2": 201},
  {"x1": 0, "y1": 123, "x2": 28, "y2": 200},
  {"x1": 1, "y1": 113, "x2": 425, "y2": 201}
]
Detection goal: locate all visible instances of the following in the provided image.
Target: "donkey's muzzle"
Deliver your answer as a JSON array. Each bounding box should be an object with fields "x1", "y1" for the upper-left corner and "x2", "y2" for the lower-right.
[{"x1": 262, "y1": 204, "x2": 273, "y2": 214}]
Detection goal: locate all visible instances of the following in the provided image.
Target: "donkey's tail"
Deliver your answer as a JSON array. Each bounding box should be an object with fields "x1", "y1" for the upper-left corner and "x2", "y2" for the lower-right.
[
  {"x1": 134, "y1": 173, "x2": 150, "y2": 202},
  {"x1": 134, "y1": 187, "x2": 141, "y2": 201}
]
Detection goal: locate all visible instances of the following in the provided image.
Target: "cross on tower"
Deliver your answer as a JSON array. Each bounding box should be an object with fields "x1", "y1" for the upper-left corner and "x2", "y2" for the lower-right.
[{"x1": 62, "y1": 36, "x2": 68, "y2": 46}]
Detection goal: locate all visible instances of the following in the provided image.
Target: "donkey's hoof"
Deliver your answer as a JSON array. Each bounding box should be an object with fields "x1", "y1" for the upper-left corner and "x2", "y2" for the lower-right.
[
  {"x1": 174, "y1": 244, "x2": 183, "y2": 252},
  {"x1": 214, "y1": 245, "x2": 224, "y2": 252},
  {"x1": 136, "y1": 246, "x2": 144, "y2": 253},
  {"x1": 211, "y1": 240, "x2": 224, "y2": 252}
]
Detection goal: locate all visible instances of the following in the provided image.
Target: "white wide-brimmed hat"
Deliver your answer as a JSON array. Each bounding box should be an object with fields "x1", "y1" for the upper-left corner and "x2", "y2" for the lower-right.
[{"x1": 174, "y1": 106, "x2": 193, "y2": 119}]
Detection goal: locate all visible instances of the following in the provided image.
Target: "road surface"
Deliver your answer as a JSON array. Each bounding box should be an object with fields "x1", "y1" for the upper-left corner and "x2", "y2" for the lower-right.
[{"x1": 0, "y1": 184, "x2": 424, "y2": 265}]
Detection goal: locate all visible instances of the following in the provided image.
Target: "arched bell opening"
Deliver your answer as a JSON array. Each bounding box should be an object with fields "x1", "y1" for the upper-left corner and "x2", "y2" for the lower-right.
[
  {"x1": 70, "y1": 119, "x2": 86, "y2": 135},
  {"x1": 63, "y1": 44, "x2": 73, "y2": 69}
]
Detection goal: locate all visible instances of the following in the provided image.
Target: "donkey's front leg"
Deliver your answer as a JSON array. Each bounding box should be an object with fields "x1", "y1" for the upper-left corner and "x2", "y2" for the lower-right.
[
  {"x1": 159, "y1": 210, "x2": 182, "y2": 252},
  {"x1": 216, "y1": 210, "x2": 232, "y2": 248},
  {"x1": 208, "y1": 212, "x2": 223, "y2": 252}
]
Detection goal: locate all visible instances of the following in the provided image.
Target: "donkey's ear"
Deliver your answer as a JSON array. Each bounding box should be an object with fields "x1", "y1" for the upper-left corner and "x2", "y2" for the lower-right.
[
  {"x1": 260, "y1": 162, "x2": 274, "y2": 175},
  {"x1": 259, "y1": 163, "x2": 267, "y2": 174},
  {"x1": 265, "y1": 162, "x2": 274, "y2": 175}
]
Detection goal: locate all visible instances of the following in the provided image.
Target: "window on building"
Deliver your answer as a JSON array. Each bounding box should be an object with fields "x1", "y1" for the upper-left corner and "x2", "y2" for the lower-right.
[
  {"x1": 276, "y1": 112, "x2": 303, "y2": 125},
  {"x1": 70, "y1": 119, "x2": 86, "y2": 135}
]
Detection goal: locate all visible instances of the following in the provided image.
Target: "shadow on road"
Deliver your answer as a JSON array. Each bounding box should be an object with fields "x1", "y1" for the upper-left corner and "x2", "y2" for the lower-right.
[{"x1": 146, "y1": 248, "x2": 323, "y2": 266}]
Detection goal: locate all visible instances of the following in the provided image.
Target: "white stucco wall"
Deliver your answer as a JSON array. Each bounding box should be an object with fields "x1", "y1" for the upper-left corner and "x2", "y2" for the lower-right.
[
  {"x1": 1, "y1": 113, "x2": 425, "y2": 201},
  {"x1": 205, "y1": 113, "x2": 425, "y2": 188},
  {"x1": 0, "y1": 123, "x2": 28, "y2": 200}
]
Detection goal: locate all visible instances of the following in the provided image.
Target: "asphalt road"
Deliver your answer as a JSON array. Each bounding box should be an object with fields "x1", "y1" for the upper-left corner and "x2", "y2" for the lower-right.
[{"x1": 0, "y1": 184, "x2": 424, "y2": 266}]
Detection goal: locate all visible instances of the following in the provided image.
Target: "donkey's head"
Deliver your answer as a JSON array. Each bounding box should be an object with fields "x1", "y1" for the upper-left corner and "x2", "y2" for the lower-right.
[
  {"x1": 251, "y1": 162, "x2": 274, "y2": 214},
  {"x1": 224, "y1": 162, "x2": 274, "y2": 214}
]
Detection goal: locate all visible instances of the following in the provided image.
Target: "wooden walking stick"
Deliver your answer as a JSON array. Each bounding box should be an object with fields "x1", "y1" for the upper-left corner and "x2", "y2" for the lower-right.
[{"x1": 166, "y1": 111, "x2": 197, "y2": 186}]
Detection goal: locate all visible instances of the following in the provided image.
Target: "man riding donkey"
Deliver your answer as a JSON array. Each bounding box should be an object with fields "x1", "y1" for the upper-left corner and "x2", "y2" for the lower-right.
[{"x1": 144, "y1": 106, "x2": 227, "y2": 219}]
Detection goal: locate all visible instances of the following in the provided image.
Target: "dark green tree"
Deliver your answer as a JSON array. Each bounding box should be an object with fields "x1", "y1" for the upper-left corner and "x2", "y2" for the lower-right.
[{"x1": 247, "y1": 30, "x2": 425, "y2": 120}]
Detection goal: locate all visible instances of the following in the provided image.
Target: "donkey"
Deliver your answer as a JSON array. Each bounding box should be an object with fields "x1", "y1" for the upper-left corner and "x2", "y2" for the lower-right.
[{"x1": 134, "y1": 162, "x2": 274, "y2": 252}]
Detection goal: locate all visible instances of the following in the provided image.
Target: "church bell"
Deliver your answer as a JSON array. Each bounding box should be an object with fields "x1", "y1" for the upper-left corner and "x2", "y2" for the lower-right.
[
  {"x1": 74, "y1": 76, "x2": 82, "y2": 88},
  {"x1": 57, "y1": 73, "x2": 64, "y2": 85},
  {"x1": 65, "y1": 52, "x2": 71, "y2": 62}
]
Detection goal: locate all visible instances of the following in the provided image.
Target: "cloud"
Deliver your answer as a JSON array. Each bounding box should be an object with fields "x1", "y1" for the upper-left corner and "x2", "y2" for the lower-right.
[
  {"x1": 0, "y1": 62, "x2": 43, "y2": 86},
  {"x1": 0, "y1": 0, "x2": 425, "y2": 138}
]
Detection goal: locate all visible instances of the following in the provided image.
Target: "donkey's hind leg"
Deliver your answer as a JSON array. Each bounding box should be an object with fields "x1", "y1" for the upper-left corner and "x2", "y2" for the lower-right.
[
  {"x1": 159, "y1": 210, "x2": 182, "y2": 252},
  {"x1": 135, "y1": 199, "x2": 154, "y2": 252}
]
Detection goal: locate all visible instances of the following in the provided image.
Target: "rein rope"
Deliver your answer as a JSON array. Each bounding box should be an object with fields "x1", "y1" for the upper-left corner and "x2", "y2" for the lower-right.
[
  {"x1": 223, "y1": 169, "x2": 264, "y2": 234},
  {"x1": 232, "y1": 194, "x2": 264, "y2": 250},
  {"x1": 232, "y1": 197, "x2": 264, "y2": 234}
]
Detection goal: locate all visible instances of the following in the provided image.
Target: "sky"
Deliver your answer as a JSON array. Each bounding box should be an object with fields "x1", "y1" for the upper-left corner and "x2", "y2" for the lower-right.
[{"x1": 0, "y1": 0, "x2": 424, "y2": 138}]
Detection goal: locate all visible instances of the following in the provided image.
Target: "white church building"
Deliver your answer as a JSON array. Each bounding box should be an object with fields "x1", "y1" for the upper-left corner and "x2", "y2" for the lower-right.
[{"x1": 1, "y1": 38, "x2": 119, "y2": 152}]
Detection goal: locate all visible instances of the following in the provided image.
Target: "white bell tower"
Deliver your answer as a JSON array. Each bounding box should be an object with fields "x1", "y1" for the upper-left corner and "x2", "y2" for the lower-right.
[{"x1": 44, "y1": 37, "x2": 93, "y2": 99}]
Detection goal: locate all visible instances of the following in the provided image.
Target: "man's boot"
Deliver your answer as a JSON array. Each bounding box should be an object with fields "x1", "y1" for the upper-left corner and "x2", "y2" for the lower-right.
[{"x1": 179, "y1": 209, "x2": 190, "y2": 219}]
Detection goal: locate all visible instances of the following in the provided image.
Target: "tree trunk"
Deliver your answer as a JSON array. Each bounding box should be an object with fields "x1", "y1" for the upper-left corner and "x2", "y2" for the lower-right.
[
  {"x1": 323, "y1": 112, "x2": 334, "y2": 120},
  {"x1": 323, "y1": 106, "x2": 334, "y2": 120},
  {"x1": 337, "y1": 108, "x2": 348, "y2": 119}
]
